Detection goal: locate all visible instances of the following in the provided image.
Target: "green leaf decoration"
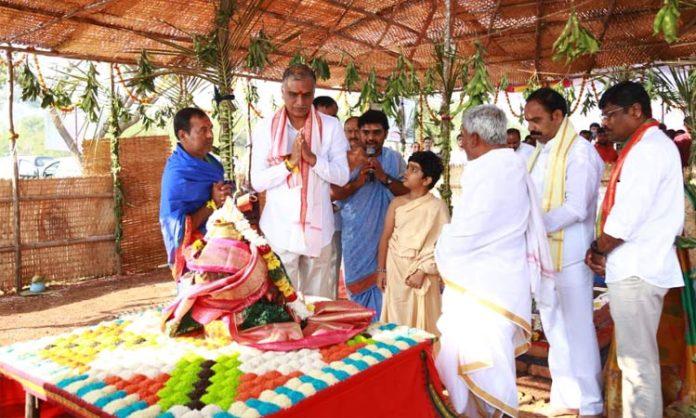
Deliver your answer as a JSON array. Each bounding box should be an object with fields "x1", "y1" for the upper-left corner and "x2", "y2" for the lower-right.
[
  {"x1": 343, "y1": 60, "x2": 360, "y2": 91},
  {"x1": 552, "y1": 10, "x2": 600, "y2": 63},
  {"x1": 357, "y1": 68, "x2": 381, "y2": 109},
  {"x1": 78, "y1": 63, "x2": 100, "y2": 122},
  {"x1": 289, "y1": 52, "x2": 305, "y2": 66},
  {"x1": 653, "y1": 0, "x2": 681, "y2": 44},
  {"x1": 245, "y1": 30, "x2": 274, "y2": 73},
  {"x1": 310, "y1": 56, "x2": 331, "y2": 80},
  {"x1": 17, "y1": 64, "x2": 43, "y2": 102},
  {"x1": 463, "y1": 41, "x2": 493, "y2": 108},
  {"x1": 134, "y1": 50, "x2": 156, "y2": 95}
]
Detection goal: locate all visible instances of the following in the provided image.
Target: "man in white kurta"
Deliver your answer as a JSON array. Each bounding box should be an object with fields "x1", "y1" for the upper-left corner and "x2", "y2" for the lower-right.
[
  {"x1": 251, "y1": 65, "x2": 349, "y2": 298},
  {"x1": 435, "y1": 105, "x2": 555, "y2": 417},
  {"x1": 525, "y1": 88, "x2": 604, "y2": 416},
  {"x1": 588, "y1": 81, "x2": 684, "y2": 417}
]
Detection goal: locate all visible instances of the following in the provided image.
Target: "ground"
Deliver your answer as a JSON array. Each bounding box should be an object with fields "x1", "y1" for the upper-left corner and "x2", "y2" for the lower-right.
[{"x1": 0, "y1": 271, "x2": 552, "y2": 417}]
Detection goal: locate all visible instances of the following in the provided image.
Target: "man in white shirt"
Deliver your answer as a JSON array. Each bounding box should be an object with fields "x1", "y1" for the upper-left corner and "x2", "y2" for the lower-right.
[
  {"x1": 436, "y1": 104, "x2": 556, "y2": 417},
  {"x1": 507, "y1": 127, "x2": 535, "y2": 163},
  {"x1": 525, "y1": 88, "x2": 604, "y2": 417},
  {"x1": 587, "y1": 81, "x2": 684, "y2": 417},
  {"x1": 250, "y1": 64, "x2": 349, "y2": 299}
]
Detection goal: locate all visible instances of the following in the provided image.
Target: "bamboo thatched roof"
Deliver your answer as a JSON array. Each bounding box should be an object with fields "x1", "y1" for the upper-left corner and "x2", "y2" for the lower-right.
[{"x1": 0, "y1": 0, "x2": 695, "y2": 88}]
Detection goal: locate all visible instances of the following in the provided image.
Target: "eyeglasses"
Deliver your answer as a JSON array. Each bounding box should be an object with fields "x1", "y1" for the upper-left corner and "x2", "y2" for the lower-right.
[
  {"x1": 601, "y1": 107, "x2": 625, "y2": 121},
  {"x1": 360, "y1": 128, "x2": 385, "y2": 136}
]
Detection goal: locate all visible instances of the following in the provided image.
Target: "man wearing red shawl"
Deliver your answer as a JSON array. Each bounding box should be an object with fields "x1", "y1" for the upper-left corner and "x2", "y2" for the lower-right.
[
  {"x1": 250, "y1": 64, "x2": 349, "y2": 299},
  {"x1": 586, "y1": 81, "x2": 684, "y2": 417}
]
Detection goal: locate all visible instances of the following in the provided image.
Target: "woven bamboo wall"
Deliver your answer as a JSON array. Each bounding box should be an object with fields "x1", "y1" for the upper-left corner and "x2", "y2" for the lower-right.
[
  {"x1": 119, "y1": 136, "x2": 172, "y2": 273},
  {"x1": 0, "y1": 176, "x2": 117, "y2": 293},
  {"x1": 82, "y1": 139, "x2": 112, "y2": 176}
]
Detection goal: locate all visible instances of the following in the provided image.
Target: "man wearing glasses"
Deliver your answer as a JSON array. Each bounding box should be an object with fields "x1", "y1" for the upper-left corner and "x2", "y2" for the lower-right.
[
  {"x1": 586, "y1": 81, "x2": 684, "y2": 417},
  {"x1": 332, "y1": 110, "x2": 408, "y2": 318}
]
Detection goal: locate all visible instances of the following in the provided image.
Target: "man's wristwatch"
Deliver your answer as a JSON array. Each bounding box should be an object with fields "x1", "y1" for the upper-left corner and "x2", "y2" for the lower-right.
[
  {"x1": 590, "y1": 240, "x2": 606, "y2": 256},
  {"x1": 381, "y1": 176, "x2": 393, "y2": 187}
]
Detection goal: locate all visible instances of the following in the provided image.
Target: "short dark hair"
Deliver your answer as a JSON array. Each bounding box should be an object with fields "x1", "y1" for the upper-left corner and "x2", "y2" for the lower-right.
[
  {"x1": 358, "y1": 109, "x2": 389, "y2": 131},
  {"x1": 173, "y1": 107, "x2": 208, "y2": 140},
  {"x1": 590, "y1": 122, "x2": 600, "y2": 129},
  {"x1": 313, "y1": 96, "x2": 337, "y2": 108},
  {"x1": 527, "y1": 87, "x2": 568, "y2": 116},
  {"x1": 282, "y1": 64, "x2": 316, "y2": 84},
  {"x1": 580, "y1": 129, "x2": 591, "y2": 137},
  {"x1": 596, "y1": 127, "x2": 606, "y2": 134},
  {"x1": 506, "y1": 128, "x2": 521, "y2": 137},
  {"x1": 408, "y1": 151, "x2": 443, "y2": 190},
  {"x1": 598, "y1": 81, "x2": 652, "y2": 118}
]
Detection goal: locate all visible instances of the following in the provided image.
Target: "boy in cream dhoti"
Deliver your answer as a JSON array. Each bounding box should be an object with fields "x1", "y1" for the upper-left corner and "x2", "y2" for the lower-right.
[{"x1": 376, "y1": 151, "x2": 449, "y2": 335}]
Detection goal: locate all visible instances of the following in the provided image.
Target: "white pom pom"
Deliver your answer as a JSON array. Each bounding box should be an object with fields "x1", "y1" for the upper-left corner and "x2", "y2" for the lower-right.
[
  {"x1": 167, "y1": 405, "x2": 190, "y2": 418},
  {"x1": 259, "y1": 389, "x2": 276, "y2": 401},
  {"x1": 228, "y1": 401, "x2": 248, "y2": 415},
  {"x1": 200, "y1": 404, "x2": 222, "y2": 417},
  {"x1": 272, "y1": 394, "x2": 292, "y2": 408}
]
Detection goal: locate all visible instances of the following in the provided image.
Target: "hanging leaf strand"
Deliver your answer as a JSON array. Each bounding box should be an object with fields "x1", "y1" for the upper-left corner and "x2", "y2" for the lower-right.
[
  {"x1": 653, "y1": 0, "x2": 681, "y2": 44},
  {"x1": 463, "y1": 41, "x2": 493, "y2": 109},
  {"x1": 79, "y1": 63, "x2": 101, "y2": 123},
  {"x1": 245, "y1": 30, "x2": 274, "y2": 73},
  {"x1": 133, "y1": 50, "x2": 156, "y2": 95},
  {"x1": 343, "y1": 60, "x2": 360, "y2": 91},
  {"x1": 310, "y1": 56, "x2": 331, "y2": 80},
  {"x1": 552, "y1": 10, "x2": 600, "y2": 63}
]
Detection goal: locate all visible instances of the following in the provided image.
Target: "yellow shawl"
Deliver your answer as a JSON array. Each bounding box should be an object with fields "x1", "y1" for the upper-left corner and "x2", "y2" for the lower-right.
[{"x1": 527, "y1": 117, "x2": 577, "y2": 271}]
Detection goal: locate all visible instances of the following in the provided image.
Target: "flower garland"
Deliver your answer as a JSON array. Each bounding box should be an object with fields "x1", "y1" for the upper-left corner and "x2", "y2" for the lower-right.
[
  {"x1": 223, "y1": 199, "x2": 312, "y2": 320},
  {"x1": 590, "y1": 79, "x2": 601, "y2": 102},
  {"x1": 504, "y1": 89, "x2": 523, "y2": 119},
  {"x1": 113, "y1": 64, "x2": 155, "y2": 105}
]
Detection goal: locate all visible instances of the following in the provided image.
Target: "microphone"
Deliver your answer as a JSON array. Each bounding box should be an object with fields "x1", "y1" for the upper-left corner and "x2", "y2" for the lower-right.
[{"x1": 365, "y1": 146, "x2": 376, "y2": 182}]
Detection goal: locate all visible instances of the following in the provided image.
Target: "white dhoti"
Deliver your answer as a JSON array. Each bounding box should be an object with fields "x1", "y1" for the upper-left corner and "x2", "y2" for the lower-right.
[
  {"x1": 542, "y1": 262, "x2": 603, "y2": 415},
  {"x1": 434, "y1": 148, "x2": 555, "y2": 418},
  {"x1": 436, "y1": 286, "x2": 528, "y2": 417}
]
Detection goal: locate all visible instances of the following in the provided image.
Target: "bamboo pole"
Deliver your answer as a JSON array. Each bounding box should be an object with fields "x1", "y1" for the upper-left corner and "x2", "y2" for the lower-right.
[
  {"x1": 439, "y1": 0, "x2": 454, "y2": 210},
  {"x1": 246, "y1": 78, "x2": 253, "y2": 188},
  {"x1": 7, "y1": 48, "x2": 22, "y2": 293},
  {"x1": 109, "y1": 64, "x2": 123, "y2": 275}
]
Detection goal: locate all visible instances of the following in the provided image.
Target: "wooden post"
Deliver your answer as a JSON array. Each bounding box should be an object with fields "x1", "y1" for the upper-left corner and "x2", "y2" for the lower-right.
[{"x1": 7, "y1": 49, "x2": 22, "y2": 293}]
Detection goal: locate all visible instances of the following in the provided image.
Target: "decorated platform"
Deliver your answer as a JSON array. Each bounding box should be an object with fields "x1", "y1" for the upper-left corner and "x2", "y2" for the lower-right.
[{"x1": 0, "y1": 308, "x2": 445, "y2": 418}]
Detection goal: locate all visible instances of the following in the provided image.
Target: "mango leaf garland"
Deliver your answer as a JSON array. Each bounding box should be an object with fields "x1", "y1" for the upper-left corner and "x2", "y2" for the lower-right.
[
  {"x1": 245, "y1": 30, "x2": 274, "y2": 73},
  {"x1": 463, "y1": 42, "x2": 493, "y2": 108},
  {"x1": 289, "y1": 52, "x2": 305, "y2": 66},
  {"x1": 79, "y1": 63, "x2": 101, "y2": 123},
  {"x1": 18, "y1": 64, "x2": 42, "y2": 102},
  {"x1": 653, "y1": 0, "x2": 680, "y2": 44},
  {"x1": 358, "y1": 68, "x2": 381, "y2": 109},
  {"x1": 134, "y1": 50, "x2": 156, "y2": 96},
  {"x1": 343, "y1": 60, "x2": 360, "y2": 91},
  {"x1": 310, "y1": 56, "x2": 331, "y2": 80},
  {"x1": 552, "y1": 10, "x2": 600, "y2": 63}
]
